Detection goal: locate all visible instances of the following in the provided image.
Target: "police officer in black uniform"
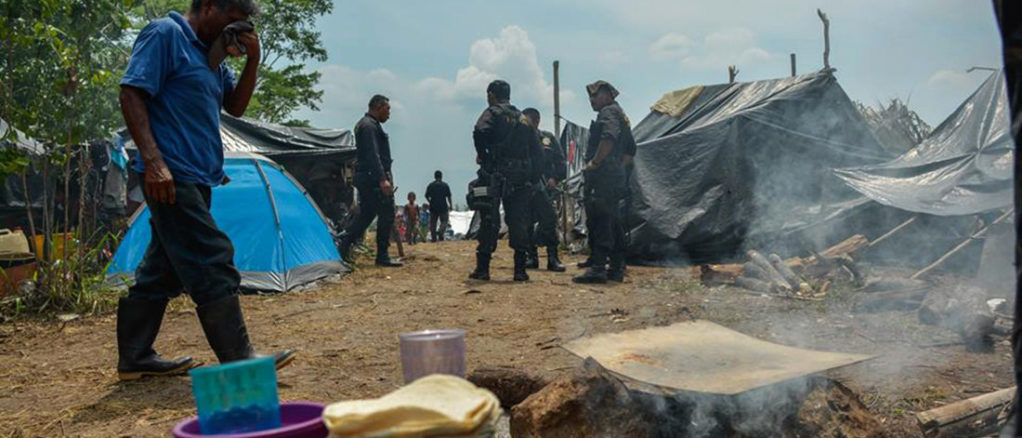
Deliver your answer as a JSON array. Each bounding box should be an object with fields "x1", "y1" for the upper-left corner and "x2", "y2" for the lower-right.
[
  {"x1": 468, "y1": 80, "x2": 544, "y2": 282},
  {"x1": 574, "y1": 81, "x2": 635, "y2": 284},
  {"x1": 522, "y1": 108, "x2": 567, "y2": 272},
  {"x1": 339, "y1": 94, "x2": 403, "y2": 267}
]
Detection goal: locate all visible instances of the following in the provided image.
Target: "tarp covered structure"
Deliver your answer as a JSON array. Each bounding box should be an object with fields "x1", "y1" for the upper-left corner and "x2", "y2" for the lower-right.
[
  {"x1": 125, "y1": 114, "x2": 357, "y2": 226},
  {"x1": 835, "y1": 72, "x2": 1012, "y2": 216},
  {"x1": 562, "y1": 71, "x2": 894, "y2": 262},
  {"x1": 107, "y1": 153, "x2": 346, "y2": 292}
]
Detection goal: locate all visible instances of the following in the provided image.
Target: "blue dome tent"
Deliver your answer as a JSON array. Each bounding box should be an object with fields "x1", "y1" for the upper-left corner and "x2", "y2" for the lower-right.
[{"x1": 107, "y1": 153, "x2": 346, "y2": 292}]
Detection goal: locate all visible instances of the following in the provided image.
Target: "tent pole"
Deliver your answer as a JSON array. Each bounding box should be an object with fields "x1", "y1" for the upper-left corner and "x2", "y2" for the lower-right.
[
  {"x1": 818, "y1": 9, "x2": 831, "y2": 70},
  {"x1": 791, "y1": 53, "x2": 797, "y2": 77},
  {"x1": 554, "y1": 60, "x2": 569, "y2": 247}
]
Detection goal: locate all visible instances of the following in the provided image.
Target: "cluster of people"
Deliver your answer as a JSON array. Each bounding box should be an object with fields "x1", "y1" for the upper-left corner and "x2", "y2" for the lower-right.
[
  {"x1": 395, "y1": 170, "x2": 453, "y2": 245},
  {"x1": 336, "y1": 79, "x2": 632, "y2": 286},
  {"x1": 467, "y1": 79, "x2": 633, "y2": 284}
]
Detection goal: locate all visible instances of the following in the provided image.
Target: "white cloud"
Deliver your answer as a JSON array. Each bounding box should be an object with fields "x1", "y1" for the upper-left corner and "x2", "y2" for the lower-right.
[
  {"x1": 415, "y1": 25, "x2": 574, "y2": 107},
  {"x1": 679, "y1": 27, "x2": 777, "y2": 70},
  {"x1": 648, "y1": 32, "x2": 693, "y2": 61}
]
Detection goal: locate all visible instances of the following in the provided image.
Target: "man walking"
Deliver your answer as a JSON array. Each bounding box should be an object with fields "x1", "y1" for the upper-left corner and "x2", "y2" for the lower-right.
[
  {"x1": 573, "y1": 81, "x2": 636, "y2": 284},
  {"x1": 116, "y1": 0, "x2": 294, "y2": 380},
  {"x1": 425, "y1": 170, "x2": 452, "y2": 242},
  {"x1": 468, "y1": 80, "x2": 544, "y2": 282},
  {"x1": 522, "y1": 108, "x2": 566, "y2": 272},
  {"x1": 338, "y1": 95, "x2": 403, "y2": 267}
]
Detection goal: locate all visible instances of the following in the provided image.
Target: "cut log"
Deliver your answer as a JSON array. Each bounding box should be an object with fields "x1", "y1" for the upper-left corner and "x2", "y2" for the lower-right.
[
  {"x1": 735, "y1": 276, "x2": 772, "y2": 293},
  {"x1": 747, "y1": 250, "x2": 792, "y2": 292},
  {"x1": 742, "y1": 262, "x2": 771, "y2": 282},
  {"x1": 916, "y1": 387, "x2": 1015, "y2": 438},
  {"x1": 698, "y1": 235, "x2": 869, "y2": 286},
  {"x1": 769, "y1": 253, "x2": 800, "y2": 287}
]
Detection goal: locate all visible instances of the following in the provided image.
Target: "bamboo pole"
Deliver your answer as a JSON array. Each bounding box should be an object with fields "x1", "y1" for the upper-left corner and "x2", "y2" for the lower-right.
[
  {"x1": 911, "y1": 209, "x2": 1013, "y2": 280},
  {"x1": 868, "y1": 215, "x2": 918, "y2": 248},
  {"x1": 817, "y1": 9, "x2": 831, "y2": 70}
]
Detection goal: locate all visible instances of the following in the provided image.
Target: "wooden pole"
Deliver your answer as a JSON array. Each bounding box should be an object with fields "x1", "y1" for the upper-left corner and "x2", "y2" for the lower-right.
[
  {"x1": 817, "y1": 9, "x2": 831, "y2": 70},
  {"x1": 728, "y1": 65, "x2": 739, "y2": 83},
  {"x1": 553, "y1": 61, "x2": 561, "y2": 139},
  {"x1": 868, "y1": 215, "x2": 918, "y2": 249},
  {"x1": 790, "y1": 53, "x2": 796, "y2": 77},
  {"x1": 911, "y1": 209, "x2": 1013, "y2": 280}
]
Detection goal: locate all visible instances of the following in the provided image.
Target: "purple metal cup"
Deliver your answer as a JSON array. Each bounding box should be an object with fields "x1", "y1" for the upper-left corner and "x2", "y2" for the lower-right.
[{"x1": 399, "y1": 329, "x2": 466, "y2": 383}]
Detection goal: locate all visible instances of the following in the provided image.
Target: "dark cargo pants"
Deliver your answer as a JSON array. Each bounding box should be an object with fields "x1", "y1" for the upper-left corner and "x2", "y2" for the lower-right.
[{"x1": 128, "y1": 179, "x2": 240, "y2": 306}]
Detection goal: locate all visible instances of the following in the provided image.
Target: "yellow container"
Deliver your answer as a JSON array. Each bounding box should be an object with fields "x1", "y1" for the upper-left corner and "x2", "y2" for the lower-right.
[{"x1": 34, "y1": 233, "x2": 74, "y2": 261}]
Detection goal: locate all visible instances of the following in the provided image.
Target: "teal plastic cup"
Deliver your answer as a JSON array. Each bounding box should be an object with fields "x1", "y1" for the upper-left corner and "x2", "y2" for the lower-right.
[{"x1": 188, "y1": 356, "x2": 282, "y2": 434}]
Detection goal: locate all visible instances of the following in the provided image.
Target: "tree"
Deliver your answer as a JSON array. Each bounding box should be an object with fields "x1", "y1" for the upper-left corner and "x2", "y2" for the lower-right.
[{"x1": 134, "y1": 0, "x2": 332, "y2": 125}]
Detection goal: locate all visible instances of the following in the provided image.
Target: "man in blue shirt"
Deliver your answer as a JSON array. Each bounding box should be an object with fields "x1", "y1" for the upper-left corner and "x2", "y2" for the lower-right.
[{"x1": 116, "y1": 0, "x2": 294, "y2": 381}]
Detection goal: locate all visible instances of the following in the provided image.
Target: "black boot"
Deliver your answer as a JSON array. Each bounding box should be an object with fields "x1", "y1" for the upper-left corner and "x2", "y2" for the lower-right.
[
  {"x1": 577, "y1": 258, "x2": 594, "y2": 269},
  {"x1": 468, "y1": 253, "x2": 491, "y2": 281},
  {"x1": 513, "y1": 250, "x2": 530, "y2": 282},
  {"x1": 525, "y1": 248, "x2": 540, "y2": 270},
  {"x1": 375, "y1": 257, "x2": 404, "y2": 267},
  {"x1": 608, "y1": 257, "x2": 626, "y2": 282},
  {"x1": 117, "y1": 297, "x2": 197, "y2": 381},
  {"x1": 197, "y1": 295, "x2": 296, "y2": 370},
  {"x1": 573, "y1": 265, "x2": 608, "y2": 284},
  {"x1": 338, "y1": 237, "x2": 355, "y2": 264},
  {"x1": 547, "y1": 247, "x2": 566, "y2": 272}
]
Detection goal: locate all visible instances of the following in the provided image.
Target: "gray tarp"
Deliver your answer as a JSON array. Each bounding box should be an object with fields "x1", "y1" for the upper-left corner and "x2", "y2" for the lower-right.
[
  {"x1": 835, "y1": 72, "x2": 1012, "y2": 216},
  {"x1": 562, "y1": 71, "x2": 893, "y2": 262}
]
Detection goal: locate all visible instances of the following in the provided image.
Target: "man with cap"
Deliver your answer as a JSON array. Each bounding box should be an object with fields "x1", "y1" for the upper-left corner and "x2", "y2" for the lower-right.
[
  {"x1": 522, "y1": 107, "x2": 567, "y2": 272},
  {"x1": 469, "y1": 80, "x2": 544, "y2": 282},
  {"x1": 338, "y1": 94, "x2": 403, "y2": 267},
  {"x1": 573, "y1": 80, "x2": 636, "y2": 284}
]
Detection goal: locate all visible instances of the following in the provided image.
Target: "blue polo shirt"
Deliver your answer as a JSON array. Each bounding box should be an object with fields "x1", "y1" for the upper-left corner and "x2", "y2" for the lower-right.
[{"x1": 121, "y1": 12, "x2": 236, "y2": 186}]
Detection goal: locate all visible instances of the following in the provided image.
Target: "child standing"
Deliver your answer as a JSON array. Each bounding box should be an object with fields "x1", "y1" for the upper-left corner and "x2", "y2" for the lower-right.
[{"x1": 404, "y1": 192, "x2": 421, "y2": 245}]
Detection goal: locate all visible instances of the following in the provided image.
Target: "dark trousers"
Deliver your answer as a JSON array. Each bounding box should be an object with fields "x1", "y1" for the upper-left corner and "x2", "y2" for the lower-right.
[
  {"x1": 584, "y1": 167, "x2": 626, "y2": 269},
  {"x1": 128, "y1": 180, "x2": 240, "y2": 306},
  {"x1": 529, "y1": 186, "x2": 559, "y2": 249},
  {"x1": 344, "y1": 176, "x2": 395, "y2": 259},
  {"x1": 429, "y1": 209, "x2": 449, "y2": 242},
  {"x1": 477, "y1": 185, "x2": 532, "y2": 256}
]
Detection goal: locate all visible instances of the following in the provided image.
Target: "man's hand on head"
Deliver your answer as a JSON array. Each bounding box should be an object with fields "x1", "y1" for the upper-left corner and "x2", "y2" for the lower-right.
[{"x1": 234, "y1": 31, "x2": 260, "y2": 61}]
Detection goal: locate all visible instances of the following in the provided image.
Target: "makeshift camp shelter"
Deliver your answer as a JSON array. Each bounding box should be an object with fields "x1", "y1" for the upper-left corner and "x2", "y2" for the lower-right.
[
  {"x1": 835, "y1": 72, "x2": 1012, "y2": 216},
  {"x1": 107, "y1": 153, "x2": 346, "y2": 292},
  {"x1": 124, "y1": 114, "x2": 357, "y2": 226},
  {"x1": 562, "y1": 71, "x2": 894, "y2": 262}
]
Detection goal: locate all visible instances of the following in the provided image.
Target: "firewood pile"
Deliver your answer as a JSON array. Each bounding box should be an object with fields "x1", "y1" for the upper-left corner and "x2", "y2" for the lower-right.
[{"x1": 698, "y1": 235, "x2": 869, "y2": 299}]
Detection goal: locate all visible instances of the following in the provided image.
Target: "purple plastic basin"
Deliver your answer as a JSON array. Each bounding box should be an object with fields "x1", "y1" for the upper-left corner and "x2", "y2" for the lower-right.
[{"x1": 173, "y1": 402, "x2": 327, "y2": 438}]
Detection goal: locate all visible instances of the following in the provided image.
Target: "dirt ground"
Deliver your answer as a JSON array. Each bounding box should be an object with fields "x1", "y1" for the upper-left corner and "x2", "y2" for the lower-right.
[{"x1": 0, "y1": 239, "x2": 1014, "y2": 437}]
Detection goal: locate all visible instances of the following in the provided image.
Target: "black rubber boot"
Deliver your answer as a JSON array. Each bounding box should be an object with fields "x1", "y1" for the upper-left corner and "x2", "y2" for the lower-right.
[
  {"x1": 547, "y1": 247, "x2": 566, "y2": 272},
  {"x1": 513, "y1": 250, "x2": 530, "y2": 282},
  {"x1": 577, "y1": 258, "x2": 594, "y2": 269},
  {"x1": 525, "y1": 248, "x2": 540, "y2": 270},
  {"x1": 197, "y1": 295, "x2": 296, "y2": 370},
  {"x1": 573, "y1": 266, "x2": 608, "y2": 284},
  {"x1": 608, "y1": 257, "x2": 626, "y2": 282},
  {"x1": 338, "y1": 237, "x2": 355, "y2": 264},
  {"x1": 117, "y1": 297, "x2": 197, "y2": 381},
  {"x1": 468, "y1": 253, "x2": 491, "y2": 281}
]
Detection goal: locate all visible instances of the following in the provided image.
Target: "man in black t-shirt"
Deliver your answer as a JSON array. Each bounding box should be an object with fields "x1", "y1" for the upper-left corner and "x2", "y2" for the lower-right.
[{"x1": 425, "y1": 170, "x2": 453, "y2": 242}]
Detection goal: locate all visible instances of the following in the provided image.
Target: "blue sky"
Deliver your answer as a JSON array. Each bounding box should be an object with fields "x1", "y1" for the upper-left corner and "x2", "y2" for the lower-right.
[{"x1": 293, "y1": 0, "x2": 1003, "y2": 205}]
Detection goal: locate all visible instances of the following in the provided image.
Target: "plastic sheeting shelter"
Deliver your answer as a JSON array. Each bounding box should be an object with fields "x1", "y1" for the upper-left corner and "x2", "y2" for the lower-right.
[
  {"x1": 562, "y1": 71, "x2": 893, "y2": 262},
  {"x1": 835, "y1": 72, "x2": 1012, "y2": 216},
  {"x1": 107, "y1": 153, "x2": 346, "y2": 292}
]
